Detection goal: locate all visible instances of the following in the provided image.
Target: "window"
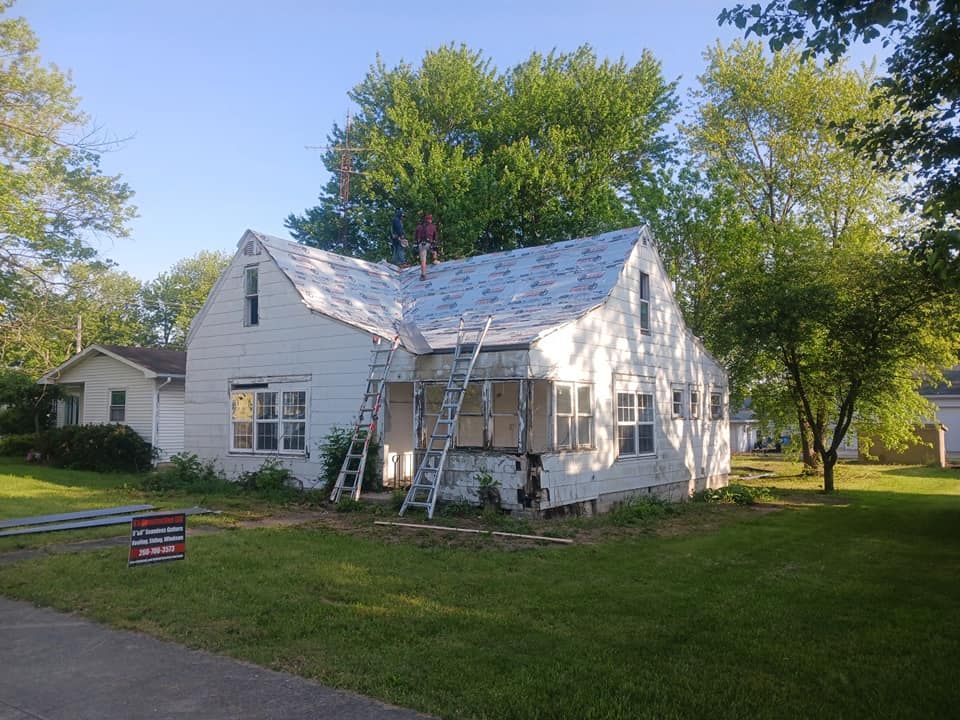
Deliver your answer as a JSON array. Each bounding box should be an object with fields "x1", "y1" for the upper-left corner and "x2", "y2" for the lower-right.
[
  {"x1": 231, "y1": 385, "x2": 307, "y2": 454},
  {"x1": 554, "y1": 382, "x2": 593, "y2": 450},
  {"x1": 710, "y1": 391, "x2": 724, "y2": 420},
  {"x1": 690, "y1": 388, "x2": 700, "y2": 419},
  {"x1": 63, "y1": 395, "x2": 80, "y2": 426},
  {"x1": 244, "y1": 265, "x2": 259, "y2": 326},
  {"x1": 639, "y1": 272, "x2": 650, "y2": 333},
  {"x1": 617, "y1": 391, "x2": 655, "y2": 457},
  {"x1": 109, "y1": 390, "x2": 126, "y2": 422},
  {"x1": 420, "y1": 380, "x2": 522, "y2": 451},
  {"x1": 672, "y1": 388, "x2": 684, "y2": 417}
]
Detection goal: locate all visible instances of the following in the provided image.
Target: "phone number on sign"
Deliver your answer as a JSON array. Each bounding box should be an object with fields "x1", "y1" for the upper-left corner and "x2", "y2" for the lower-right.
[{"x1": 135, "y1": 545, "x2": 179, "y2": 557}]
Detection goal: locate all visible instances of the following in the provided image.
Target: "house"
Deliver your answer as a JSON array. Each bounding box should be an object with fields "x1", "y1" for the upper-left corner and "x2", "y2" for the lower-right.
[
  {"x1": 925, "y1": 365, "x2": 960, "y2": 462},
  {"x1": 729, "y1": 401, "x2": 758, "y2": 453},
  {"x1": 39, "y1": 344, "x2": 186, "y2": 461},
  {"x1": 186, "y1": 226, "x2": 730, "y2": 513}
]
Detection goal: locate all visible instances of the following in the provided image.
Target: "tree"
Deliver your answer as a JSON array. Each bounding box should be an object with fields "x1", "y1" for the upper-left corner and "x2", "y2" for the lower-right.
[
  {"x1": 719, "y1": 0, "x2": 960, "y2": 281},
  {"x1": 287, "y1": 44, "x2": 676, "y2": 259},
  {"x1": 140, "y1": 250, "x2": 230, "y2": 348},
  {"x1": 674, "y1": 42, "x2": 960, "y2": 489},
  {"x1": 0, "y1": 367, "x2": 58, "y2": 433},
  {"x1": 0, "y1": 1, "x2": 135, "y2": 297}
]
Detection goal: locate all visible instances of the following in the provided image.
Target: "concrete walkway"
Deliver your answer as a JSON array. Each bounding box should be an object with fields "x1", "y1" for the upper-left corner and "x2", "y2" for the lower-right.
[{"x1": 0, "y1": 597, "x2": 432, "y2": 720}]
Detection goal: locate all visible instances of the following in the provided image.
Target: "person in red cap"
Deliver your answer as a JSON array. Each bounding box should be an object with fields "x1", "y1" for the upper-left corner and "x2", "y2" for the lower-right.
[{"x1": 414, "y1": 212, "x2": 439, "y2": 279}]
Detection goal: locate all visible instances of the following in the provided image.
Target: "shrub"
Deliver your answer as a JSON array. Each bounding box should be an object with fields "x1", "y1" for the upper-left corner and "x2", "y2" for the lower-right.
[
  {"x1": 0, "y1": 433, "x2": 41, "y2": 457},
  {"x1": 237, "y1": 459, "x2": 303, "y2": 501},
  {"x1": 142, "y1": 453, "x2": 232, "y2": 493},
  {"x1": 39, "y1": 424, "x2": 155, "y2": 472},
  {"x1": 608, "y1": 495, "x2": 677, "y2": 526},
  {"x1": 693, "y1": 483, "x2": 774, "y2": 505},
  {"x1": 318, "y1": 424, "x2": 382, "y2": 494},
  {"x1": 474, "y1": 472, "x2": 501, "y2": 509}
]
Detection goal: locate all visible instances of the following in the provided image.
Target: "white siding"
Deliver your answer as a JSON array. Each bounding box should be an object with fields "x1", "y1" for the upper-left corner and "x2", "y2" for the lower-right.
[
  {"x1": 933, "y1": 397, "x2": 960, "y2": 457},
  {"x1": 523, "y1": 235, "x2": 730, "y2": 509},
  {"x1": 186, "y1": 241, "x2": 375, "y2": 482},
  {"x1": 156, "y1": 381, "x2": 185, "y2": 460},
  {"x1": 56, "y1": 354, "x2": 155, "y2": 445}
]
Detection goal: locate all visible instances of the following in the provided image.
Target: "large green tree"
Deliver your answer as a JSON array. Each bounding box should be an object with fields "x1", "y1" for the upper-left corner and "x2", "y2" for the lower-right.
[
  {"x1": 0, "y1": 1, "x2": 135, "y2": 297},
  {"x1": 140, "y1": 250, "x2": 230, "y2": 348},
  {"x1": 719, "y1": 0, "x2": 960, "y2": 281},
  {"x1": 287, "y1": 44, "x2": 676, "y2": 259},
  {"x1": 673, "y1": 42, "x2": 960, "y2": 488}
]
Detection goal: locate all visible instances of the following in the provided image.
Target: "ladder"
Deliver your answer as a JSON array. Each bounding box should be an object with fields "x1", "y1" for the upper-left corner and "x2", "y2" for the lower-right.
[
  {"x1": 400, "y1": 316, "x2": 492, "y2": 518},
  {"x1": 330, "y1": 335, "x2": 401, "y2": 503}
]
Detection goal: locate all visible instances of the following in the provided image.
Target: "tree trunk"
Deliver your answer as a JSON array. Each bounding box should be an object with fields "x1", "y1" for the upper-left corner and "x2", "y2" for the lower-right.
[
  {"x1": 797, "y1": 409, "x2": 819, "y2": 472},
  {"x1": 822, "y1": 456, "x2": 836, "y2": 493}
]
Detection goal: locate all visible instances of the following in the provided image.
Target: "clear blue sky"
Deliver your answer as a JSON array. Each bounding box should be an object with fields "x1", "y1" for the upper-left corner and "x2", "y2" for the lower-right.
[{"x1": 12, "y1": 1, "x2": 875, "y2": 281}]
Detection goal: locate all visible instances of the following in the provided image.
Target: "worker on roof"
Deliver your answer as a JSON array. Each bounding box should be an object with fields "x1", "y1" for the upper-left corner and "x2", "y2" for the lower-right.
[
  {"x1": 389, "y1": 208, "x2": 407, "y2": 266},
  {"x1": 415, "y1": 212, "x2": 439, "y2": 280}
]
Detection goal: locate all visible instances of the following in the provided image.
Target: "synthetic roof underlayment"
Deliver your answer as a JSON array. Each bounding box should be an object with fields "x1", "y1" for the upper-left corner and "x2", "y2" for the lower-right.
[{"x1": 251, "y1": 226, "x2": 646, "y2": 352}]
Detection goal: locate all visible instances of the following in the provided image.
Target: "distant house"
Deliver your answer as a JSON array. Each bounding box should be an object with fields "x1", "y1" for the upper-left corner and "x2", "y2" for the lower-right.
[
  {"x1": 729, "y1": 401, "x2": 758, "y2": 453},
  {"x1": 924, "y1": 365, "x2": 960, "y2": 462},
  {"x1": 40, "y1": 345, "x2": 186, "y2": 461},
  {"x1": 186, "y1": 226, "x2": 730, "y2": 513}
]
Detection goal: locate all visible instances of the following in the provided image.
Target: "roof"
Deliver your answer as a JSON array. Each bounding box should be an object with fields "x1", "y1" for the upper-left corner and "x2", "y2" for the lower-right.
[
  {"x1": 41, "y1": 344, "x2": 186, "y2": 383},
  {"x1": 251, "y1": 226, "x2": 645, "y2": 351},
  {"x1": 921, "y1": 365, "x2": 960, "y2": 397}
]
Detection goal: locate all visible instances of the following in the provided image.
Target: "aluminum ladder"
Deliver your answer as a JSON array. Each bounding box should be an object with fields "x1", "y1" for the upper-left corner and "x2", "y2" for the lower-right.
[
  {"x1": 400, "y1": 316, "x2": 492, "y2": 518},
  {"x1": 330, "y1": 335, "x2": 401, "y2": 503}
]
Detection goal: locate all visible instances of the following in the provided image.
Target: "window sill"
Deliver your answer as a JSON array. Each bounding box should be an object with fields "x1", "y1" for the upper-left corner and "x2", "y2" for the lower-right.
[{"x1": 228, "y1": 451, "x2": 308, "y2": 458}]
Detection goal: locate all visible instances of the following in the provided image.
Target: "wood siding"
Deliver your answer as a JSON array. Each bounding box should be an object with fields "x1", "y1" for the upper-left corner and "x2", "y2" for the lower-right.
[
  {"x1": 156, "y1": 381, "x2": 185, "y2": 460},
  {"x1": 186, "y1": 240, "x2": 375, "y2": 481}
]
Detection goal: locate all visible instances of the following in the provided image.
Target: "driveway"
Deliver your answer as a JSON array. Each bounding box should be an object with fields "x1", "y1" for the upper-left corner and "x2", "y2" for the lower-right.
[{"x1": 0, "y1": 597, "x2": 432, "y2": 720}]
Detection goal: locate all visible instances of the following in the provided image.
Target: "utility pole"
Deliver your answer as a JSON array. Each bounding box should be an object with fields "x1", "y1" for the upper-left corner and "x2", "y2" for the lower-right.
[
  {"x1": 306, "y1": 111, "x2": 369, "y2": 245},
  {"x1": 75, "y1": 314, "x2": 82, "y2": 354}
]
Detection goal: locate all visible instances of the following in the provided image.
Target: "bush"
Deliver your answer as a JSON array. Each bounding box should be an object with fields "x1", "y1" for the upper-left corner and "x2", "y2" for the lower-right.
[
  {"x1": 318, "y1": 424, "x2": 382, "y2": 494},
  {"x1": 608, "y1": 496, "x2": 678, "y2": 526},
  {"x1": 142, "y1": 453, "x2": 232, "y2": 493},
  {"x1": 693, "y1": 483, "x2": 774, "y2": 505},
  {"x1": 0, "y1": 433, "x2": 41, "y2": 457},
  {"x1": 38, "y1": 424, "x2": 155, "y2": 472},
  {"x1": 237, "y1": 459, "x2": 303, "y2": 501}
]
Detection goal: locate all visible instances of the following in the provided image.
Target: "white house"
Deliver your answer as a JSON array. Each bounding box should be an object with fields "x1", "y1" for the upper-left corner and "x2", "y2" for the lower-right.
[
  {"x1": 40, "y1": 345, "x2": 186, "y2": 461},
  {"x1": 186, "y1": 226, "x2": 730, "y2": 513},
  {"x1": 925, "y1": 365, "x2": 960, "y2": 462}
]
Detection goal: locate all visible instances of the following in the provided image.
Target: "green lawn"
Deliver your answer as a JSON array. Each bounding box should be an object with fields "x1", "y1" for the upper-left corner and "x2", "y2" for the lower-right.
[{"x1": 1, "y1": 459, "x2": 958, "y2": 719}]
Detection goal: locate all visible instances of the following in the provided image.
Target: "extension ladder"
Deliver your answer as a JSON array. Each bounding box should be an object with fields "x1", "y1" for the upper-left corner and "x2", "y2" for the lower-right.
[
  {"x1": 330, "y1": 335, "x2": 401, "y2": 503},
  {"x1": 400, "y1": 316, "x2": 492, "y2": 518}
]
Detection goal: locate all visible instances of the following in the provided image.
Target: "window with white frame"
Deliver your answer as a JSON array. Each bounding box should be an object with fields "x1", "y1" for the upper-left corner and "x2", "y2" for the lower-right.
[
  {"x1": 230, "y1": 384, "x2": 307, "y2": 454},
  {"x1": 244, "y1": 265, "x2": 259, "y2": 326},
  {"x1": 617, "y1": 389, "x2": 655, "y2": 457},
  {"x1": 639, "y1": 271, "x2": 650, "y2": 333},
  {"x1": 554, "y1": 382, "x2": 593, "y2": 450},
  {"x1": 710, "y1": 391, "x2": 724, "y2": 420},
  {"x1": 672, "y1": 387, "x2": 684, "y2": 418},
  {"x1": 109, "y1": 390, "x2": 126, "y2": 422},
  {"x1": 690, "y1": 387, "x2": 700, "y2": 419}
]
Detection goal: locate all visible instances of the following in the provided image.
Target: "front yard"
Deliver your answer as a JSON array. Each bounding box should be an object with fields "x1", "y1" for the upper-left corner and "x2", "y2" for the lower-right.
[{"x1": 1, "y1": 459, "x2": 958, "y2": 719}]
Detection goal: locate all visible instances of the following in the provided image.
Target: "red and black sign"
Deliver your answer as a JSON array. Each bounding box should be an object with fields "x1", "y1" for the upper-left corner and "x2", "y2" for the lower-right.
[{"x1": 128, "y1": 513, "x2": 186, "y2": 566}]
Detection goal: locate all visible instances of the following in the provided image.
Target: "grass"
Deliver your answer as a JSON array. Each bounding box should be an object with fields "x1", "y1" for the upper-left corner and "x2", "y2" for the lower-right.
[{"x1": 1, "y1": 459, "x2": 959, "y2": 719}]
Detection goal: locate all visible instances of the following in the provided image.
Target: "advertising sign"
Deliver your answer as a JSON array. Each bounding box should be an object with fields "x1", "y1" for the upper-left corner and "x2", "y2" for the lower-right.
[{"x1": 128, "y1": 513, "x2": 186, "y2": 566}]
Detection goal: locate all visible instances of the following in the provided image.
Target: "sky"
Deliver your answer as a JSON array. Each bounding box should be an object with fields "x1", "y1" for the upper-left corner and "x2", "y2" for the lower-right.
[{"x1": 13, "y1": 1, "x2": 876, "y2": 281}]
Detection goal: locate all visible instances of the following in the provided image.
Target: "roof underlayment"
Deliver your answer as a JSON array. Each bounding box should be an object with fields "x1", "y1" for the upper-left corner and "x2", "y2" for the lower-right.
[{"x1": 252, "y1": 227, "x2": 645, "y2": 352}]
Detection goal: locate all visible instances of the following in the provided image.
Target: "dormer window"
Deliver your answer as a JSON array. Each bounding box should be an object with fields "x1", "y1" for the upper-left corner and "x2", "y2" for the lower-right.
[
  {"x1": 639, "y1": 271, "x2": 650, "y2": 333},
  {"x1": 244, "y1": 266, "x2": 259, "y2": 326}
]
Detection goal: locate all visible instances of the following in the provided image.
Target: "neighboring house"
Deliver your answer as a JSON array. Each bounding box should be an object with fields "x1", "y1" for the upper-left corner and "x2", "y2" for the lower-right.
[
  {"x1": 924, "y1": 365, "x2": 960, "y2": 462},
  {"x1": 186, "y1": 226, "x2": 730, "y2": 513},
  {"x1": 729, "y1": 401, "x2": 758, "y2": 453},
  {"x1": 40, "y1": 345, "x2": 186, "y2": 461}
]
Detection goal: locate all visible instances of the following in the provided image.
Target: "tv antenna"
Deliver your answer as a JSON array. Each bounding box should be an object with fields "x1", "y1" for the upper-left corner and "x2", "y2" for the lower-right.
[{"x1": 306, "y1": 111, "x2": 370, "y2": 243}]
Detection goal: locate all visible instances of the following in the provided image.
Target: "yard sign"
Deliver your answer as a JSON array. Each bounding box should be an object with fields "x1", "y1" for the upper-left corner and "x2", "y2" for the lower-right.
[{"x1": 128, "y1": 513, "x2": 186, "y2": 566}]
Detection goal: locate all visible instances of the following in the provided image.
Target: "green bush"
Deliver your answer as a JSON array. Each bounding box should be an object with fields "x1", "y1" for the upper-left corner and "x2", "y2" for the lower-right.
[
  {"x1": 334, "y1": 497, "x2": 365, "y2": 513},
  {"x1": 38, "y1": 424, "x2": 155, "y2": 472},
  {"x1": 608, "y1": 495, "x2": 678, "y2": 526},
  {"x1": 237, "y1": 459, "x2": 304, "y2": 501},
  {"x1": 142, "y1": 453, "x2": 232, "y2": 493},
  {"x1": 318, "y1": 424, "x2": 382, "y2": 494},
  {"x1": 693, "y1": 483, "x2": 774, "y2": 505},
  {"x1": 0, "y1": 433, "x2": 41, "y2": 457}
]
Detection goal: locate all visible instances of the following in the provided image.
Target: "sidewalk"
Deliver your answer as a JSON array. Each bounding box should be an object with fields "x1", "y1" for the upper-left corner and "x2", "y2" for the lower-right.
[{"x1": 0, "y1": 597, "x2": 432, "y2": 720}]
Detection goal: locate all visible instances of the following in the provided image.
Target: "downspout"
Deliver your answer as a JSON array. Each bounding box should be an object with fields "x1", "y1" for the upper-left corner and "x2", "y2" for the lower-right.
[{"x1": 153, "y1": 376, "x2": 174, "y2": 459}]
